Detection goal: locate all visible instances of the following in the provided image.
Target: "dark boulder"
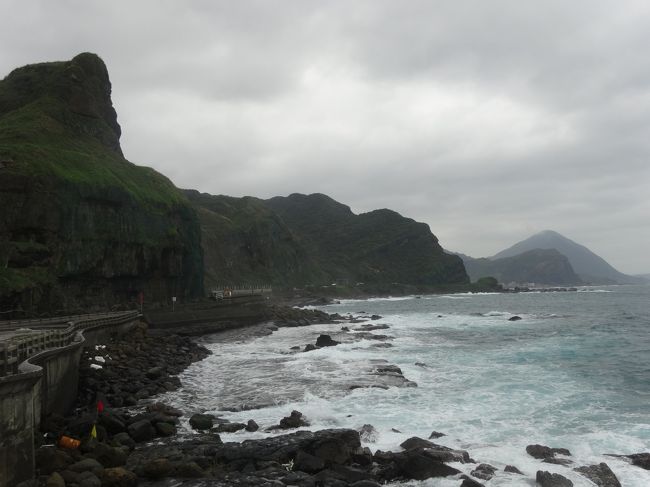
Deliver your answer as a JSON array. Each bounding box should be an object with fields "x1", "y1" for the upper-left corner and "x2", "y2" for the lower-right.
[
  {"x1": 141, "y1": 458, "x2": 173, "y2": 479},
  {"x1": 280, "y1": 410, "x2": 310, "y2": 429},
  {"x1": 155, "y1": 421, "x2": 176, "y2": 437},
  {"x1": 215, "y1": 422, "x2": 247, "y2": 433},
  {"x1": 87, "y1": 443, "x2": 127, "y2": 467},
  {"x1": 574, "y1": 463, "x2": 621, "y2": 486},
  {"x1": 100, "y1": 467, "x2": 138, "y2": 487},
  {"x1": 400, "y1": 437, "x2": 435, "y2": 450},
  {"x1": 189, "y1": 413, "x2": 214, "y2": 430},
  {"x1": 304, "y1": 344, "x2": 317, "y2": 352},
  {"x1": 246, "y1": 419, "x2": 259, "y2": 432},
  {"x1": 127, "y1": 419, "x2": 156, "y2": 442},
  {"x1": 293, "y1": 449, "x2": 325, "y2": 473},
  {"x1": 316, "y1": 334, "x2": 340, "y2": 347},
  {"x1": 526, "y1": 444, "x2": 571, "y2": 459},
  {"x1": 398, "y1": 449, "x2": 461, "y2": 480},
  {"x1": 504, "y1": 464, "x2": 523, "y2": 474},
  {"x1": 35, "y1": 447, "x2": 74, "y2": 475},
  {"x1": 536, "y1": 470, "x2": 574, "y2": 487},
  {"x1": 471, "y1": 463, "x2": 497, "y2": 480},
  {"x1": 508, "y1": 315, "x2": 522, "y2": 321},
  {"x1": 460, "y1": 475, "x2": 485, "y2": 487}
]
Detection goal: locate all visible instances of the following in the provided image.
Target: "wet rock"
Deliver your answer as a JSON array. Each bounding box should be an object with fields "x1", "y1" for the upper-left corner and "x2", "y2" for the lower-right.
[
  {"x1": 398, "y1": 449, "x2": 461, "y2": 480},
  {"x1": 155, "y1": 421, "x2": 176, "y2": 437},
  {"x1": 279, "y1": 410, "x2": 310, "y2": 429},
  {"x1": 370, "y1": 315, "x2": 382, "y2": 320},
  {"x1": 127, "y1": 419, "x2": 155, "y2": 442},
  {"x1": 141, "y1": 458, "x2": 173, "y2": 479},
  {"x1": 69, "y1": 458, "x2": 104, "y2": 475},
  {"x1": 246, "y1": 419, "x2": 259, "y2": 432},
  {"x1": 574, "y1": 463, "x2": 621, "y2": 486},
  {"x1": 608, "y1": 452, "x2": 650, "y2": 470},
  {"x1": 146, "y1": 402, "x2": 183, "y2": 417},
  {"x1": 316, "y1": 334, "x2": 340, "y2": 347},
  {"x1": 87, "y1": 442, "x2": 128, "y2": 467},
  {"x1": 146, "y1": 366, "x2": 164, "y2": 380},
  {"x1": 304, "y1": 344, "x2": 317, "y2": 352},
  {"x1": 536, "y1": 470, "x2": 574, "y2": 487},
  {"x1": 400, "y1": 437, "x2": 435, "y2": 450},
  {"x1": 173, "y1": 461, "x2": 204, "y2": 477},
  {"x1": 428, "y1": 431, "x2": 446, "y2": 439},
  {"x1": 294, "y1": 450, "x2": 326, "y2": 473},
  {"x1": 471, "y1": 463, "x2": 497, "y2": 480},
  {"x1": 508, "y1": 315, "x2": 522, "y2": 321},
  {"x1": 46, "y1": 472, "x2": 65, "y2": 487},
  {"x1": 111, "y1": 432, "x2": 135, "y2": 450},
  {"x1": 98, "y1": 412, "x2": 126, "y2": 434},
  {"x1": 504, "y1": 464, "x2": 523, "y2": 474},
  {"x1": 77, "y1": 471, "x2": 101, "y2": 487},
  {"x1": 35, "y1": 446, "x2": 74, "y2": 475},
  {"x1": 189, "y1": 413, "x2": 214, "y2": 430},
  {"x1": 526, "y1": 444, "x2": 571, "y2": 459},
  {"x1": 215, "y1": 422, "x2": 247, "y2": 433},
  {"x1": 350, "y1": 481, "x2": 381, "y2": 487},
  {"x1": 100, "y1": 467, "x2": 138, "y2": 487},
  {"x1": 460, "y1": 475, "x2": 485, "y2": 487}
]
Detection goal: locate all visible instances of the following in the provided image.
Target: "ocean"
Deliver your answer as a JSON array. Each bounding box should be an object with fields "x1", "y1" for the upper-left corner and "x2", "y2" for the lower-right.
[{"x1": 158, "y1": 285, "x2": 650, "y2": 486}]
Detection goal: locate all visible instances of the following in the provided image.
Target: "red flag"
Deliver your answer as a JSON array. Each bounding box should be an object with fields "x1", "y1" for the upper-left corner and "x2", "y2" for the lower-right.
[{"x1": 97, "y1": 399, "x2": 104, "y2": 413}]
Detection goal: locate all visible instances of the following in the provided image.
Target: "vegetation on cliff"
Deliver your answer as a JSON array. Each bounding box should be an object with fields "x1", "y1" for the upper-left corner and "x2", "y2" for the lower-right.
[
  {"x1": 264, "y1": 193, "x2": 469, "y2": 287},
  {"x1": 0, "y1": 53, "x2": 203, "y2": 314}
]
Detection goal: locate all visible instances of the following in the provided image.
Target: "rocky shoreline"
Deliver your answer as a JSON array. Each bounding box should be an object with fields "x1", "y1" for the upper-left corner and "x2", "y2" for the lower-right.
[{"x1": 21, "y1": 306, "x2": 648, "y2": 487}]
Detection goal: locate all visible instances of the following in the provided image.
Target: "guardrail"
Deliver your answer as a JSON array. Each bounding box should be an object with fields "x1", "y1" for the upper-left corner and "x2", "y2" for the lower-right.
[{"x1": 0, "y1": 311, "x2": 139, "y2": 377}]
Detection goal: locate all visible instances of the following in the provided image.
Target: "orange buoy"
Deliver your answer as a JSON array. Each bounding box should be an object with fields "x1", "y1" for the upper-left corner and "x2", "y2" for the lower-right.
[{"x1": 58, "y1": 435, "x2": 81, "y2": 449}]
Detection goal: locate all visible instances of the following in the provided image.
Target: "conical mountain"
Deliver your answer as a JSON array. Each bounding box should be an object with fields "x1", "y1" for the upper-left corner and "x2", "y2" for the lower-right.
[{"x1": 492, "y1": 230, "x2": 639, "y2": 284}]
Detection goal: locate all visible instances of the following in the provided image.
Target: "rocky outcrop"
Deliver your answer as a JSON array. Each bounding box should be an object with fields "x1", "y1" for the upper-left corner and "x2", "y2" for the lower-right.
[
  {"x1": 574, "y1": 463, "x2": 621, "y2": 486},
  {"x1": 0, "y1": 53, "x2": 203, "y2": 314}
]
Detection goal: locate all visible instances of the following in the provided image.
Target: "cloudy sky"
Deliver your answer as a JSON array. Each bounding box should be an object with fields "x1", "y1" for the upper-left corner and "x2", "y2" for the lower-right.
[{"x1": 2, "y1": 1, "x2": 649, "y2": 273}]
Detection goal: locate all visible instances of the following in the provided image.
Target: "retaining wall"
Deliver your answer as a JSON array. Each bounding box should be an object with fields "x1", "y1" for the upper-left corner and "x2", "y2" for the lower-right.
[{"x1": 0, "y1": 316, "x2": 138, "y2": 487}]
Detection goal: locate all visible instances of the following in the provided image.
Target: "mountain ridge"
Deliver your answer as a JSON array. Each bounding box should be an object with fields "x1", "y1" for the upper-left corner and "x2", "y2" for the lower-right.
[{"x1": 491, "y1": 230, "x2": 641, "y2": 284}]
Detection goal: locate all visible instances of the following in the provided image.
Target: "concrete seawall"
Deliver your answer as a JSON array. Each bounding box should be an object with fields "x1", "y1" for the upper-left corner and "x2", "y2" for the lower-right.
[{"x1": 0, "y1": 315, "x2": 138, "y2": 487}]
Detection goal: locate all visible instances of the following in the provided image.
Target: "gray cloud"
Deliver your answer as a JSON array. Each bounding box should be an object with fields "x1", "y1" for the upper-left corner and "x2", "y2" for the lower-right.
[{"x1": 1, "y1": 0, "x2": 648, "y2": 273}]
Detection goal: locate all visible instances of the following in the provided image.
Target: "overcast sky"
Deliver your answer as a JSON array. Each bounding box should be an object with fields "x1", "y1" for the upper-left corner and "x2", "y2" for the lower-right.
[{"x1": 1, "y1": 1, "x2": 649, "y2": 273}]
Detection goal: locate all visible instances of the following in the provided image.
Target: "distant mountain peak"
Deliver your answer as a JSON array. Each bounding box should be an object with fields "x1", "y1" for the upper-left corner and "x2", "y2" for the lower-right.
[{"x1": 492, "y1": 230, "x2": 639, "y2": 284}]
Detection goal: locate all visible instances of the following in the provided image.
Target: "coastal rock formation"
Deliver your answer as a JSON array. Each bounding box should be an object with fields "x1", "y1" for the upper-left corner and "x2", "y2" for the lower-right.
[
  {"x1": 574, "y1": 463, "x2": 621, "y2": 486},
  {"x1": 0, "y1": 53, "x2": 203, "y2": 314},
  {"x1": 536, "y1": 470, "x2": 574, "y2": 486}
]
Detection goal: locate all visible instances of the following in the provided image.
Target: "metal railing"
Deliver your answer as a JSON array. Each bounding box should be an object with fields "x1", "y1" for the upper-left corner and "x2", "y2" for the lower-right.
[{"x1": 0, "y1": 311, "x2": 139, "y2": 377}]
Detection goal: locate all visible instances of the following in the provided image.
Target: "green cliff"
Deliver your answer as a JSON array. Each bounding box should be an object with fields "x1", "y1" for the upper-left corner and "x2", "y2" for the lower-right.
[
  {"x1": 264, "y1": 193, "x2": 469, "y2": 287},
  {"x1": 183, "y1": 190, "x2": 326, "y2": 291},
  {"x1": 0, "y1": 53, "x2": 203, "y2": 314}
]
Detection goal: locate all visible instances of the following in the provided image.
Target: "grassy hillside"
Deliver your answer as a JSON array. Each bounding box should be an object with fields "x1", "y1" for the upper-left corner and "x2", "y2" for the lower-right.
[
  {"x1": 0, "y1": 53, "x2": 203, "y2": 314},
  {"x1": 265, "y1": 193, "x2": 469, "y2": 287}
]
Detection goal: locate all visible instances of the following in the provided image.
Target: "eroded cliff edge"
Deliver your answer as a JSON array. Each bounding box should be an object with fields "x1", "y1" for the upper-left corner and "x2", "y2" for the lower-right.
[{"x1": 0, "y1": 53, "x2": 204, "y2": 313}]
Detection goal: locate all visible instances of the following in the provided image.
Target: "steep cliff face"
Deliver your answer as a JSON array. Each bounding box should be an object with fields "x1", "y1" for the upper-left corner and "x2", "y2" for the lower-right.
[
  {"x1": 183, "y1": 190, "x2": 326, "y2": 290},
  {"x1": 0, "y1": 53, "x2": 203, "y2": 314},
  {"x1": 265, "y1": 193, "x2": 469, "y2": 286}
]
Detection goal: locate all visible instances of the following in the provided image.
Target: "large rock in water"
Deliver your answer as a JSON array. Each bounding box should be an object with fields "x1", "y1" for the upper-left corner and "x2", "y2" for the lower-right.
[
  {"x1": 0, "y1": 53, "x2": 203, "y2": 313},
  {"x1": 536, "y1": 470, "x2": 574, "y2": 487},
  {"x1": 574, "y1": 463, "x2": 621, "y2": 486}
]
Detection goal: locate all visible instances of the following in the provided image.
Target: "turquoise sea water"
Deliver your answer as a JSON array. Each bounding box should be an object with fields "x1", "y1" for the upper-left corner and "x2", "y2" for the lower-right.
[{"x1": 160, "y1": 285, "x2": 650, "y2": 486}]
